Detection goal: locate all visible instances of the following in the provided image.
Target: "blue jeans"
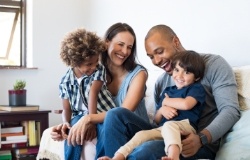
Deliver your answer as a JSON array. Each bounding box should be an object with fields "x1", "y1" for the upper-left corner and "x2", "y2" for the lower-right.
[
  {"x1": 96, "y1": 107, "x2": 216, "y2": 160},
  {"x1": 96, "y1": 107, "x2": 153, "y2": 158},
  {"x1": 127, "y1": 140, "x2": 216, "y2": 160},
  {"x1": 65, "y1": 115, "x2": 104, "y2": 160},
  {"x1": 64, "y1": 115, "x2": 83, "y2": 160}
]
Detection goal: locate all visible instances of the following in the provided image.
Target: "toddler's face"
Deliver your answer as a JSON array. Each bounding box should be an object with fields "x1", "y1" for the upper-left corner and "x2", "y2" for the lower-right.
[
  {"x1": 77, "y1": 55, "x2": 99, "y2": 76},
  {"x1": 172, "y1": 62, "x2": 197, "y2": 89}
]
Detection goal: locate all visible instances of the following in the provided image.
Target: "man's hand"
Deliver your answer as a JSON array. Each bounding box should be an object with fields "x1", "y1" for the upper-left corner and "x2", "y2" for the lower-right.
[{"x1": 181, "y1": 131, "x2": 202, "y2": 157}]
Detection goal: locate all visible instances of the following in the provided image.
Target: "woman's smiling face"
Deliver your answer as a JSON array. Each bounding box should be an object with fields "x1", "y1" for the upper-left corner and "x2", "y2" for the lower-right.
[{"x1": 106, "y1": 31, "x2": 134, "y2": 67}]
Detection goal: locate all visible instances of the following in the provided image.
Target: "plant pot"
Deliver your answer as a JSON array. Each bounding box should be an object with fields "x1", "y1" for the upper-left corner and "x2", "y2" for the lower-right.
[{"x1": 8, "y1": 89, "x2": 26, "y2": 106}]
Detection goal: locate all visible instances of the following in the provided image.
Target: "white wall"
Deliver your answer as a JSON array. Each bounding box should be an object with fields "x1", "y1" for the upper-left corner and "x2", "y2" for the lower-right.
[
  {"x1": 87, "y1": 0, "x2": 250, "y2": 69},
  {"x1": 0, "y1": 0, "x2": 250, "y2": 127}
]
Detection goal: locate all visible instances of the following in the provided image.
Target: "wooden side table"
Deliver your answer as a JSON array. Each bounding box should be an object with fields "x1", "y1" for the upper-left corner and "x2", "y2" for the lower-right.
[
  {"x1": 0, "y1": 110, "x2": 51, "y2": 159},
  {"x1": 0, "y1": 110, "x2": 51, "y2": 137}
]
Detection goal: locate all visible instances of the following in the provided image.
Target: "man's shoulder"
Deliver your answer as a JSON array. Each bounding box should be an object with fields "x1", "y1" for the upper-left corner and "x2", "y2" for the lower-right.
[
  {"x1": 155, "y1": 72, "x2": 174, "y2": 90},
  {"x1": 156, "y1": 72, "x2": 170, "y2": 83},
  {"x1": 200, "y1": 53, "x2": 232, "y2": 73},
  {"x1": 200, "y1": 53, "x2": 222, "y2": 65},
  {"x1": 200, "y1": 53, "x2": 235, "y2": 86}
]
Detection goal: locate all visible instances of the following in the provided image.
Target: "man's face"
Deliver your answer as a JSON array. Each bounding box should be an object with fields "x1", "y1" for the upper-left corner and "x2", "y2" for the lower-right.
[{"x1": 145, "y1": 32, "x2": 178, "y2": 75}]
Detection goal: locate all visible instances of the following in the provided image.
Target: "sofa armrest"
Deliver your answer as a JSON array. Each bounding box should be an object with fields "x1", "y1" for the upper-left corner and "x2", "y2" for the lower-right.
[
  {"x1": 54, "y1": 110, "x2": 63, "y2": 114},
  {"x1": 37, "y1": 127, "x2": 64, "y2": 160}
]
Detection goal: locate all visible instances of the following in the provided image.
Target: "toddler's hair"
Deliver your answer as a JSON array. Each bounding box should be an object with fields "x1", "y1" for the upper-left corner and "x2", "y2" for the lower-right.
[{"x1": 60, "y1": 28, "x2": 106, "y2": 67}]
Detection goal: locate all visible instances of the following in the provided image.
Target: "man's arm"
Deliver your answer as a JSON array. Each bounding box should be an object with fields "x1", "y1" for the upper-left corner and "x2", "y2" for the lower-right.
[{"x1": 201, "y1": 55, "x2": 240, "y2": 142}]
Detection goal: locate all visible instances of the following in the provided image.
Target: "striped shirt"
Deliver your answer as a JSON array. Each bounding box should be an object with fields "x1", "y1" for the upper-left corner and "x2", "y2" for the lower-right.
[{"x1": 59, "y1": 64, "x2": 115, "y2": 117}]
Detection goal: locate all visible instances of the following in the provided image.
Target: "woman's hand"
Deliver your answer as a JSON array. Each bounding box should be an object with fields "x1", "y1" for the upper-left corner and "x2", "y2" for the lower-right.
[
  {"x1": 67, "y1": 115, "x2": 97, "y2": 146},
  {"x1": 50, "y1": 124, "x2": 65, "y2": 141}
]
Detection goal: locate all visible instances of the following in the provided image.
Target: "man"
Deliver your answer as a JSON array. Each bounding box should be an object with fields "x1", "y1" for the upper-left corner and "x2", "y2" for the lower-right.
[{"x1": 98, "y1": 25, "x2": 240, "y2": 160}]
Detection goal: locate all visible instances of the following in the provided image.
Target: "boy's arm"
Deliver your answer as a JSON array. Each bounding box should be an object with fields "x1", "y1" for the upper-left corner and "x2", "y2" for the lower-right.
[
  {"x1": 88, "y1": 80, "x2": 103, "y2": 114},
  {"x1": 61, "y1": 99, "x2": 72, "y2": 137},
  {"x1": 154, "y1": 106, "x2": 178, "y2": 124},
  {"x1": 162, "y1": 94, "x2": 198, "y2": 110},
  {"x1": 154, "y1": 109, "x2": 163, "y2": 124},
  {"x1": 62, "y1": 99, "x2": 72, "y2": 123}
]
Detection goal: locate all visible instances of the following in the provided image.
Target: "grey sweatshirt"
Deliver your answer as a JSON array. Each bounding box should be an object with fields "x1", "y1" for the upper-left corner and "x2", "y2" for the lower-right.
[{"x1": 154, "y1": 53, "x2": 240, "y2": 153}]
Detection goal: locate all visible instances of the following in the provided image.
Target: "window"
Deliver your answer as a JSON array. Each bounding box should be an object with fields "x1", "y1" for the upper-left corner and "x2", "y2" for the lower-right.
[{"x1": 0, "y1": 0, "x2": 26, "y2": 67}]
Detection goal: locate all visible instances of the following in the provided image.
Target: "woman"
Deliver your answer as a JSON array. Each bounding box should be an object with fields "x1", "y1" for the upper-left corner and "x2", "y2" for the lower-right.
[{"x1": 50, "y1": 22, "x2": 150, "y2": 160}]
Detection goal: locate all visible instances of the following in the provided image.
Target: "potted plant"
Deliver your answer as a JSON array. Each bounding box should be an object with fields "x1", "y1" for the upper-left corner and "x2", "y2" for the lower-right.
[{"x1": 9, "y1": 80, "x2": 27, "y2": 106}]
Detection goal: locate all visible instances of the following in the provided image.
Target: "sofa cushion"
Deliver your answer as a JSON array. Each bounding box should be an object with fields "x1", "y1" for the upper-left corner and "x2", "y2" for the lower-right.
[
  {"x1": 233, "y1": 65, "x2": 250, "y2": 111},
  {"x1": 215, "y1": 65, "x2": 250, "y2": 160},
  {"x1": 215, "y1": 110, "x2": 250, "y2": 160}
]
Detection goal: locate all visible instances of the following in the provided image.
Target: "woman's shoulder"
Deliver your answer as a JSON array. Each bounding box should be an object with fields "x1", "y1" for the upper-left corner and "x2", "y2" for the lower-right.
[
  {"x1": 130, "y1": 64, "x2": 148, "y2": 76},
  {"x1": 121, "y1": 64, "x2": 148, "y2": 88},
  {"x1": 128, "y1": 64, "x2": 148, "y2": 79},
  {"x1": 132, "y1": 64, "x2": 147, "y2": 71}
]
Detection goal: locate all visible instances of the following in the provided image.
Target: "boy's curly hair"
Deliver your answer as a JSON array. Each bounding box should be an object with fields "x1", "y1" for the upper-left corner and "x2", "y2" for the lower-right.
[{"x1": 60, "y1": 28, "x2": 106, "y2": 67}]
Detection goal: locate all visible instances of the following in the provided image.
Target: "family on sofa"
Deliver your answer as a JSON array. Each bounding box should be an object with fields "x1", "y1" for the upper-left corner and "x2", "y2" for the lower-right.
[{"x1": 37, "y1": 23, "x2": 242, "y2": 160}]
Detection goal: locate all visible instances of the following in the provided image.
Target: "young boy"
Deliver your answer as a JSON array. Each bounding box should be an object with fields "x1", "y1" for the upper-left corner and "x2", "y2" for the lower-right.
[
  {"x1": 98, "y1": 50, "x2": 206, "y2": 160},
  {"x1": 59, "y1": 28, "x2": 116, "y2": 138}
]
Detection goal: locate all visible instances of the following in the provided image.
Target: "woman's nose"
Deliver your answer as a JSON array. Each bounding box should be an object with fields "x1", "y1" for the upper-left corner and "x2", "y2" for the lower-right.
[{"x1": 121, "y1": 46, "x2": 128, "y2": 54}]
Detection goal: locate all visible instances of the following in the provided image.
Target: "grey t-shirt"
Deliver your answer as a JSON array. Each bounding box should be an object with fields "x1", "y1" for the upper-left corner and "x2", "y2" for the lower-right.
[{"x1": 154, "y1": 53, "x2": 240, "y2": 153}]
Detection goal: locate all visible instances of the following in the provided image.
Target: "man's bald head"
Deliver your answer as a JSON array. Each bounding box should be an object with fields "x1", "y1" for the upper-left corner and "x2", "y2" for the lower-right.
[{"x1": 145, "y1": 24, "x2": 177, "y2": 42}]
